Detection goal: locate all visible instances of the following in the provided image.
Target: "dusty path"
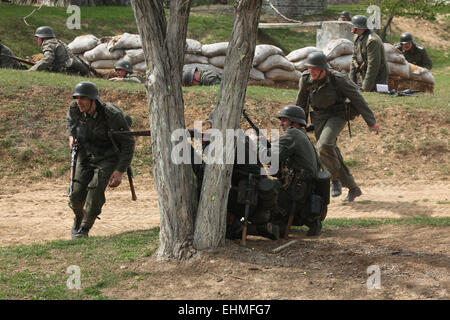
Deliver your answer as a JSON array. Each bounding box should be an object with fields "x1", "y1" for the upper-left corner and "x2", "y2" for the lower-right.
[{"x1": 0, "y1": 176, "x2": 448, "y2": 246}]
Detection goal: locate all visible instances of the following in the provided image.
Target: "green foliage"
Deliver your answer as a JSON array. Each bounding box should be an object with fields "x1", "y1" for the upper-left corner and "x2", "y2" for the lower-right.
[{"x1": 365, "y1": 0, "x2": 450, "y2": 21}]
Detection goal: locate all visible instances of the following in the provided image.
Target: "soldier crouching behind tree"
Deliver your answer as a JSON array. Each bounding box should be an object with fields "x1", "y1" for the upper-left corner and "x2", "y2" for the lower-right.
[{"x1": 66, "y1": 81, "x2": 135, "y2": 239}]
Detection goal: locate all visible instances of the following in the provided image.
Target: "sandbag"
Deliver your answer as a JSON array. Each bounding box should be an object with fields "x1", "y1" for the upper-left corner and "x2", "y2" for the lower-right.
[
  {"x1": 387, "y1": 61, "x2": 410, "y2": 79},
  {"x1": 253, "y1": 44, "x2": 284, "y2": 66},
  {"x1": 250, "y1": 68, "x2": 265, "y2": 81},
  {"x1": 293, "y1": 59, "x2": 308, "y2": 72},
  {"x1": 84, "y1": 43, "x2": 124, "y2": 62},
  {"x1": 384, "y1": 43, "x2": 407, "y2": 64},
  {"x1": 265, "y1": 68, "x2": 301, "y2": 81},
  {"x1": 90, "y1": 59, "x2": 118, "y2": 69},
  {"x1": 256, "y1": 54, "x2": 294, "y2": 72},
  {"x1": 185, "y1": 39, "x2": 202, "y2": 55},
  {"x1": 201, "y1": 42, "x2": 228, "y2": 57},
  {"x1": 68, "y1": 34, "x2": 99, "y2": 54},
  {"x1": 107, "y1": 33, "x2": 142, "y2": 52},
  {"x1": 409, "y1": 63, "x2": 435, "y2": 84},
  {"x1": 185, "y1": 54, "x2": 209, "y2": 65},
  {"x1": 328, "y1": 54, "x2": 352, "y2": 72},
  {"x1": 208, "y1": 55, "x2": 226, "y2": 68},
  {"x1": 323, "y1": 38, "x2": 353, "y2": 61},
  {"x1": 134, "y1": 61, "x2": 147, "y2": 72},
  {"x1": 123, "y1": 48, "x2": 145, "y2": 65},
  {"x1": 286, "y1": 46, "x2": 321, "y2": 63}
]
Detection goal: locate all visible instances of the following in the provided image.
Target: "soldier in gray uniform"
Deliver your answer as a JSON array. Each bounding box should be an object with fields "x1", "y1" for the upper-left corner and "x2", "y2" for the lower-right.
[
  {"x1": 0, "y1": 40, "x2": 24, "y2": 69},
  {"x1": 66, "y1": 81, "x2": 135, "y2": 238},
  {"x1": 28, "y1": 26, "x2": 89, "y2": 76},
  {"x1": 182, "y1": 66, "x2": 222, "y2": 86},
  {"x1": 339, "y1": 11, "x2": 351, "y2": 22},
  {"x1": 109, "y1": 59, "x2": 145, "y2": 84},
  {"x1": 394, "y1": 32, "x2": 432, "y2": 70},
  {"x1": 297, "y1": 52, "x2": 379, "y2": 202},
  {"x1": 349, "y1": 15, "x2": 389, "y2": 92}
]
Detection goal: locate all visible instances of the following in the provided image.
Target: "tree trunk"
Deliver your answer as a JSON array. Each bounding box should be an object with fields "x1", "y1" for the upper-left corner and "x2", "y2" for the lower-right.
[
  {"x1": 130, "y1": 0, "x2": 198, "y2": 260},
  {"x1": 381, "y1": 15, "x2": 394, "y2": 43},
  {"x1": 193, "y1": 0, "x2": 263, "y2": 250}
]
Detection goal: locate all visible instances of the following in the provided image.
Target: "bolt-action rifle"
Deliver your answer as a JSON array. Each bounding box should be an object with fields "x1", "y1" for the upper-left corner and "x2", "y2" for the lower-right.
[
  {"x1": 0, "y1": 54, "x2": 35, "y2": 66},
  {"x1": 68, "y1": 142, "x2": 79, "y2": 197}
]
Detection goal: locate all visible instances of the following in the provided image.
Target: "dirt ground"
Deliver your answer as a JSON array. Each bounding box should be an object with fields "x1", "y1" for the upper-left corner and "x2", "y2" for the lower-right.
[
  {"x1": 0, "y1": 175, "x2": 448, "y2": 300},
  {"x1": 1, "y1": 12, "x2": 449, "y2": 300}
]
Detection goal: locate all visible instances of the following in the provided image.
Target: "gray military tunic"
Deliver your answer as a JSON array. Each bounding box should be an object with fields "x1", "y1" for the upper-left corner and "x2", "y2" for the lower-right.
[
  {"x1": 30, "y1": 38, "x2": 89, "y2": 75},
  {"x1": 296, "y1": 70, "x2": 376, "y2": 189},
  {"x1": 122, "y1": 73, "x2": 145, "y2": 84},
  {"x1": 394, "y1": 43, "x2": 432, "y2": 70},
  {"x1": 199, "y1": 70, "x2": 222, "y2": 85},
  {"x1": 66, "y1": 100, "x2": 135, "y2": 229}
]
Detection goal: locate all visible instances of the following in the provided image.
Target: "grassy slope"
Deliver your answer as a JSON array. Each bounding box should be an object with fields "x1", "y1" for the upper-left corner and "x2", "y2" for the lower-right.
[{"x1": 0, "y1": 3, "x2": 449, "y2": 299}]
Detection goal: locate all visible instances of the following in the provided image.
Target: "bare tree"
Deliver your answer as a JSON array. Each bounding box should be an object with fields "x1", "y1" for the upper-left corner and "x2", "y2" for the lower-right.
[
  {"x1": 131, "y1": 0, "x2": 197, "y2": 260},
  {"x1": 130, "y1": 0, "x2": 262, "y2": 258},
  {"x1": 194, "y1": 0, "x2": 262, "y2": 250}
]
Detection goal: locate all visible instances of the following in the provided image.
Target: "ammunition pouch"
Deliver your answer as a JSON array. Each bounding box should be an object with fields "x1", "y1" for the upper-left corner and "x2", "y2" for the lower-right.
[{"x1": 313, "y1": 171, "x2": 331, "y2": 205}]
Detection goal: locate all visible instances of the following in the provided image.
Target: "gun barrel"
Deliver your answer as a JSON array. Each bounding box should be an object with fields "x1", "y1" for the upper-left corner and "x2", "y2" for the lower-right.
[{"x1": 0, "y1": 54, "x2": 35, "y2": 66}]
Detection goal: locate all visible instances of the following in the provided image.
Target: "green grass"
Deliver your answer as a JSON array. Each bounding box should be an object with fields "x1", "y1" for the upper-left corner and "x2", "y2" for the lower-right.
[
  {"x1": 0, "y1": 229, "x2": 159, "y2": 299},
  {"x1": 1, "y1": 218, "x2": 448, "y2": 299}
]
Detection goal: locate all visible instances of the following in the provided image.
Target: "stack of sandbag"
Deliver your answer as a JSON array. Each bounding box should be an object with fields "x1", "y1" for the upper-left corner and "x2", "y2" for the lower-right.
[
  {"x1": 384, "y1": 43, "x2": 434, "y2": 92},
  {"x1": 286, "y1": 46, "x2": 321, "y2": 72},
  {"x1": 253, "y1": 44, "x2": 300, "y2": 82},
  {"x1": 384, "y1": 43, "x2": 410, "y2": 79},
  {"x1": 322, "y1": 38, "x2": 353, "y2": 72}
]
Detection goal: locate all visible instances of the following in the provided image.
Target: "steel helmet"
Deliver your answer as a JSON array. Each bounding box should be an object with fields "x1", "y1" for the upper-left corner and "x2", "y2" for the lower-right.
[
  {"x1": 73, "y1": 81, "x2": 99, "y2": 100},
  {"x1": 115, "y1": 59, "x2": 133, "y2": 74},
  {"x1": 304, "y1": 52, "x2": 329, "y2": 70},
  {"x1": 277, "y1": 105, "x2": 307, "y2": 126},
  {"x1": 183, "y1": 66, "x2": 197, "y2": 86},
  {"x1": 34, "y1": 26, "x2": 55, "y2": 39},
  {"x1": 340, "y1": 11, "x2": 351, "y2": 20},
  {"x1": 400, "y1": 32, "x2": 414, "y2": 44},
  {"x1": 351, "y1": 15, "x2": 368, "y2": 29}
]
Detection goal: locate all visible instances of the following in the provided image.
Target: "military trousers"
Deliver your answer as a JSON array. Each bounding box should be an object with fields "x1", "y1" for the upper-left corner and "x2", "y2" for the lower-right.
[
  {"x1": 311, "y1": 112, "x2": 357, "y2": 189},
  {"x1": 69, "y1": 157, "x2": 117, "y2": 230}
]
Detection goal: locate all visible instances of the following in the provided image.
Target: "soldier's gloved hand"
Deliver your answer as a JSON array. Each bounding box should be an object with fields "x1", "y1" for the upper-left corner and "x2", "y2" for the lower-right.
[
  {"x1": 108, "y1": 171, "x2": 123, "y2": 188},
  {"x1": 369, "y1": 123, "x2": 379, "y2": 135}
]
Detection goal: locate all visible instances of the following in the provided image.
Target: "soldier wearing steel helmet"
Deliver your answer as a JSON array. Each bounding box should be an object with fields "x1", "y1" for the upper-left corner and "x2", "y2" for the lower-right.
[
  {"x1": 339, "y1": 11, "x2": 351, "y2": 22},
  {"x1": 28, "y1": 26, "x2": 89, "y2": 76},
  {"x1": 109, "y1": 59, "x2": 145, "y2": 83},
  {"x1": 182, "y1": 66, "x2": 222, "y2": 86},
  {"x1": 349, "y1": 15, "x2": 389, "y2": 92},
  {"x1": 66, "y1": 81, "x2": 135, "y2": 238},
  {"x1": 296, "y1": 51, "x2": 379, "y2": 203},
  {"x1": 248, "y1": 105, "x2": 324, "y2": 237},
  {"x1": 394, "y1": 32, "x2": 432, "y2": 70}
]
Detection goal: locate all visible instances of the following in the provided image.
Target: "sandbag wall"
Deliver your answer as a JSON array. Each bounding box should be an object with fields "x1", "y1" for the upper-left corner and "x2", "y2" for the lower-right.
[{"x1": 68, "y1": 33, "x2": 434, "y2": 92}]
